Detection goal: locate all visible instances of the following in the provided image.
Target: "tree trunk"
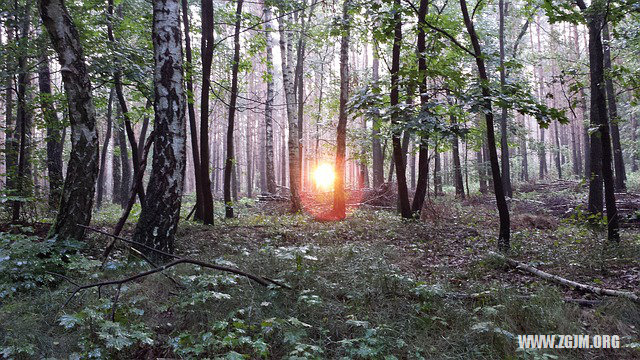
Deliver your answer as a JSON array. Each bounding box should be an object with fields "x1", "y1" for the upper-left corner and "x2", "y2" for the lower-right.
[
  {"x1": 581, "y1": 87, "x2": 590, "y2": 178},
  {"x1": 132, "y1": 0, "x2": 186, "y2": 260},
  {"x1": 452, "y1": 116, "x2": 465, "y2": 198},
  {"x1": 246, "y1": 113, "x2": 253, "y2": 198},
  {"x1": 199, "y1": 0, "x2": 215, "y2": 223},
  {"x1": 333, "y1": 0, "x2": 350, "y2": 219},
  {"x1": 371, "y1": 45, "x2": 384, "y2": 189},
  {"x1": 223, "y1": 0, "x2": 244, "y2": 217},
  {"x1": 97, "y1": 88, "x2": 114, "y2": 208},
  {"x1": 40, "y1": 0, "x2": 99, "y2": 241},
  {"x1": 554, "y1": 121, "x2": 562, "y2": 179},
  {"x1": 38, "y1": 38, "x2": 64, "y2": 209},
  {"x1": 536, "y1": 20, "x2": 547, "y2": 180},
  {"x1": 112, "y1": 129, "x2": 122, "y2": 204},
  {"x1": 263, "y1": 4, "x2": 277, "y2": 194},
  {"x1": 602, "y1": 22, "x2": 626, "y2": 192},
  {"x1": 137, "y1": 100, "x2": 151, "y2": 165},
  {"x1": 278, "y1": 12, "x2": 302, "y2": 212},
  {"x1": 181, "y1": 0, "x2": 203, "y2": 220},
  {"x1": 571, "y1": 113, "x2": 580, "y2": 176},
  {"x1": 434, "y1": 147, "x2": 442, "y2": 196},
  {"x1": 391, "y1": 0, "x2": 411, "y2": 218},
  {"x1": 521, "y1": 114, "x2": 529, "y2": 181},
  {"x1": 4, "y1": 26, "x2": 16, "y2": 195},
  {"x1": 107, "y1": 0, "x2": 144, "y2": 203},
  {"x1": 116, "y1": 105, "x2": 131, "y2": 207},
  {"x1": 477, "y1": 150, "x2": 487, "y2": 193},
  {"x1": 581, "y1": 0, "x2": 618, "y2": 241},
  {"x1": 12, "y1": 0, "x2": 32, "y2": 223},
  {"x1": 632, "y1": 114, "x2": 638, "y2": 172},
  {"x1": 498, "y1": 0, "x2": 512, "y2": 198},
  {"x1": 294, "y1": 3, "x2": 313, "y2": 192},
  {"x1": 461, "y1": 0, "x2": 510, "y2": 251}
]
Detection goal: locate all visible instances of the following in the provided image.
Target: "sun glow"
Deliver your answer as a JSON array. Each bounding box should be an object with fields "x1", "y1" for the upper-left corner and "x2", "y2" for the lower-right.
[{"x1": 313, "y1": 163, "x2": 336, "y2": 191}]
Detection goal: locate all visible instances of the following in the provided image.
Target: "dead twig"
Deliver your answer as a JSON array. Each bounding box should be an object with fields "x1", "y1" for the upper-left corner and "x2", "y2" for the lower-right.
[
  {"x1": 62, "y1": 256, "x2": 290, "y2": 309},
  {"x1": 489, "y1": 251, "x2": 640, "y2": 303}
]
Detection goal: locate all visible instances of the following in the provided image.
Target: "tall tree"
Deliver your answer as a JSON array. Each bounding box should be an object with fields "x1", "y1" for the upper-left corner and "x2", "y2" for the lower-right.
[
  {"x1": 224, "y1": 0, "x2": 244, "y2": 218},
  {"x1": 263, "y1": 4, "x2": 277, "y2": 194},
  {"x1": 115, "y1": 105, "x2": 131, "y2": 206},
  {"x1": 38, "y1": 34, "x2": 64, "y2": 209},
  {"x1": 106, "y1": 0, "x2": 144, "y2": 203},
  {"x1": 12, "y1": 0, "x2": 32, "y2": 222},
  {"x1": 40, "y1": 0, "x2": 99, "y2": 241},
  {"x1": 411, "y1": 0, "x2": 429, "y2": 214},
  {"x1": 371, "y1": 42, "x2": 384, "y2": 189},
  {"x1": 602, "y1": 22, "x2": 626, "y2": 191},
  {"x1": 96, "y1": 88, "x2": 114, "y2": 208},
  {"x1": 391, "y1": 0, "x2": 411, "y2": 218},
  {"x1": 333, "y1": 0, "x2": 350, "y2": 219},
  {"x1": 577, "y1": 0, "x2": 619, "y2": 241},
  {"x1": 181, "y1": 0, "x2": 204, "y2": 220},
  {"x1": 132, "y1": 0, "x2": 186, "y2": 259},
  {"x1": 498, "y1": 0, "x2": 512, "y2": 197},
  {"x1": 278, "y1": 11, "x2": 303, "y2": 212},
  {"x1": 200, "y1": 0, "x2": 215, "y2": 223},
  {"x1": 4, "y1": 25, "x2": 16, "y2": 195},
  {"x1": 460, "y1": 0, "x2": 510, "y2": 250}
]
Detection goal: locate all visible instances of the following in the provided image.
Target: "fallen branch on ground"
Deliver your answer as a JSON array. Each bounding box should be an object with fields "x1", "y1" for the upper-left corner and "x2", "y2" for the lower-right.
[
  {"x1": 79, "y1": 224, "x2": 290, "y2": 290},
  {"x1": 443, "y1": 291, "x2": 602, "y2": 307},
  {"x1": 489, "y1": 251, "x2": 640, "y2": 303}
]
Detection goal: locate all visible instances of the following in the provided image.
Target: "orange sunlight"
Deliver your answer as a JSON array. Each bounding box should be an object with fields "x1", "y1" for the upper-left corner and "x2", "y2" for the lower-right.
[{"x1": 313, "y1": 163, "x2": 336, "y2": 191}]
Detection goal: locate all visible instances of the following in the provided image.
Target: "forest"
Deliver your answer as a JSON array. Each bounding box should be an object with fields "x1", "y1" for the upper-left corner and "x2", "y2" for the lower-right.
[{"x1": 0, "y1": 0, "x2": 639, "y2": 358}]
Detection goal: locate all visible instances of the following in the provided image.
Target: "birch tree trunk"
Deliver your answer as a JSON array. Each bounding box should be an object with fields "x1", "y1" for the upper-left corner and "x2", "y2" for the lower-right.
[
  {"x1": 278, "y1": 12, "x2": 302, "y2": 212},
  {"x1": 40, "y1": 0, "x2": 99, "y2": 241},
  {"x1": 132, "y1": 0, "x2": 187, "y2": 260},
  {"x1": 263, "y1": 4, "x2": 277, "y2": 194}
]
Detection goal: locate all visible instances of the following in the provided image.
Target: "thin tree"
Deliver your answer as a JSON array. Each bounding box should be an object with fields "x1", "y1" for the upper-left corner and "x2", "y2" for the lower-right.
[
  {"x1": 498, "y1": 0, "x2": 512, "y2": 197},
  {"x1": 106, "y1": 0, "x2": 144, "y2": 203},
  {"x1": 263, "y1": 3, "x2": 277, "y2": 194},
  {"x1": 115, "y1": 104, "x2": 131, "y2": 207},
  {"x1": 224, "y1": 0, "x2": 244, "y2": 218},
  {"x1": 200, "y1": 0, "x2": 215, "y2": 223},
  {"x1": 333, "y1": 0, "x2": 350, "y2": 219},
  {"x1": 181, "y1": 0, "x2": 204, "y2": 220},
  {"x1": 391, "y1": 0, "x2": 411, "y2": 218},
  {"x1": 96, "y1": 88, "x2": 114, "y2": 208},
  {"x1": 4, "y1": 25, "x2": 16, "y2": 195},
  {"x1": 278, "y1": 11, "x2": 303, "y2": 212},
  {"x1": 132, "y1": 0, "x2": 186, "y2": 260},
  {"x1": 577, "y1": 0, "x2": 619, "y2": 241},
  {"x1": 38, "y1": 34, "x2": 64, "y2": 209},
  {"x1": 40, "y1": 0, "x2": 99, "y2": 241},
  {"x1": 411, "y1": 0, "x2": 429, "y2": 214},
  {"x1": 602, "y1": 22, "x2": 625, "y2": 191},
  {"x1": 11, "y1": 0, "x2": 32, "y2": 222},
  {"x1": 460, "y1": 0, "x2": 510, "y2": 250}
]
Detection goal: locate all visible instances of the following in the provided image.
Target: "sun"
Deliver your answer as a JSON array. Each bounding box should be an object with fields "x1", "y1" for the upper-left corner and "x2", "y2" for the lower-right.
[{"x1": 313, "y1": 163, "x2": 336, "y2": 191}]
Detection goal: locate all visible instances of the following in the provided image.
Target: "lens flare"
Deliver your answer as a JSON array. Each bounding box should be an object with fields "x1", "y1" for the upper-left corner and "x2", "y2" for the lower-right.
[{"x1": 313, "y1": 163, "x2": 336, "y2": 191}]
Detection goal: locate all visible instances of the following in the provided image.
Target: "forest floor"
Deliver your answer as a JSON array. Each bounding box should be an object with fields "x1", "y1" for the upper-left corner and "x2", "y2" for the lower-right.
[{"x1": 1, "y1": 182, "x2": 640, "y2": 359}]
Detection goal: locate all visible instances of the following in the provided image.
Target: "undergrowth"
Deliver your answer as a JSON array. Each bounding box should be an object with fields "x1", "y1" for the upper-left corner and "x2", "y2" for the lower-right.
[{"x1": 1, "y1": 204, "x2": 639, "y2": 359}]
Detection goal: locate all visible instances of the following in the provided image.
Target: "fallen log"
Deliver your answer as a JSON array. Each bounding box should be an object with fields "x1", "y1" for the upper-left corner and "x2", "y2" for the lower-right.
[{"x1": 489, "y1": 251, "x2": 640, "y2": 303}]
